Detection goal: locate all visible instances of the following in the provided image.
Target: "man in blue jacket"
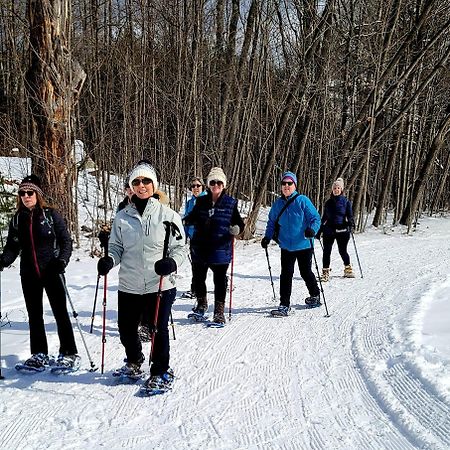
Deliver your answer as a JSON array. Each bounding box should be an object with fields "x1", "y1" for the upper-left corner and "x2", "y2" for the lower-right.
[{"x1": 261, "y1": 171, "x2": 321, "y2": 315}]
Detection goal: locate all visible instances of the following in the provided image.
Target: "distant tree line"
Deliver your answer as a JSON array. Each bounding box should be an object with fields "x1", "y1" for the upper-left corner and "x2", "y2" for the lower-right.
[{"x1": 0, "y1": 0, "x2": 449, "y2": 237}]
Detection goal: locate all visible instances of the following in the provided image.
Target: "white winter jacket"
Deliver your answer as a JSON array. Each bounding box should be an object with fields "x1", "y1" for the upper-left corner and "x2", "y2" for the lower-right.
[{"x1": 108, "y1": 197, "x2": 187, "y2": 294}]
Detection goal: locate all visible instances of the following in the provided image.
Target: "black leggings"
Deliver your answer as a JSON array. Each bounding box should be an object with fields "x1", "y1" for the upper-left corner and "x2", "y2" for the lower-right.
[
  {"x1": 21, "y1": 273, "x2": 77, "y2": 356},
  {"x1": 192, "y1": 262, "x2": 229, "y2": 304},
  {"x1": 118, "y1": 288, "x2": 175, "y2": 376},
  {"x1": 322, "y1": 232, "x2": 350, "y2": 268},
  {"x1": 280, "y1": 248, "x2": 320, "y2": 307}
]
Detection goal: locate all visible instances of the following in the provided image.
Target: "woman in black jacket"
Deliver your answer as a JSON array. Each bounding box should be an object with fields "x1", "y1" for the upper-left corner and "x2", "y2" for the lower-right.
[
  {"x1": 317, "y1": 178, "x2": 355, "y2": 281},
  {"x1": 0, "y1": 175, "x2": 79, "y2": 372}
]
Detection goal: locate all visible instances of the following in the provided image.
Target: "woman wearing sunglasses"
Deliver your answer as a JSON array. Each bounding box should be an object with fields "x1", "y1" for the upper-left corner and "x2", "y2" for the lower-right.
[
  {"x1": 184, "y1": 167, "x2": 245, "y2": 325},
  {"x1": 96, "y1": 161, "x2": 186, "y2": 392},
  {"x1": 261, "y1": 171, "x2": 321, "y2": 316},
  {"x1": 181, "y1": 177, "x2": 206, "y2": 299},
  {"x1": 0, "y1": 175, "x2": 79, "y2": 371}
]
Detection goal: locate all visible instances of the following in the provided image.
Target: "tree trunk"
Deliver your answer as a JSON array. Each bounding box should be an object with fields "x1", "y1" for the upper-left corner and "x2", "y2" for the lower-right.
[
  {"x1": 26, "y1": 0, "x2": 85, "y2": 232},
  {"x1": 400, "y1": 113, "x2": 450, "y2": 226}
]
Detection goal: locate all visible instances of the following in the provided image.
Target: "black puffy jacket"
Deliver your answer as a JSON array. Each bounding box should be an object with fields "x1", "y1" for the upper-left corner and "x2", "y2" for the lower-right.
[{"x1": 1, "y1": 206, "x2": 72, "y2": 277}]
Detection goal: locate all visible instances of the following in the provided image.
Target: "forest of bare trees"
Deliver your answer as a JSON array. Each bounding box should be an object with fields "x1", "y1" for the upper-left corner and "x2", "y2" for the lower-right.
[{"x1": 0, "y1": 0, "x2": 449, "y2": 238}]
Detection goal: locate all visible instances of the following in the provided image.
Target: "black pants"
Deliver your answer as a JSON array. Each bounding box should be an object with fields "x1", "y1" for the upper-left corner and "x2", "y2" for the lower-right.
[
  {"x1": 322, "y1": 232, "x2": 350, "y2": 268},
  {"x1": 118, "y1": 288, "x2": 175, "y2": 376},
  {"x1": 280, "y1": 248, "x2": 320, "y2": 307},
  {"x1": 192, "y1": 262, "x2": 228, "y2": 304},
  {"x1": 21, "y1": 272, "x2": 77, "y2": 356}
]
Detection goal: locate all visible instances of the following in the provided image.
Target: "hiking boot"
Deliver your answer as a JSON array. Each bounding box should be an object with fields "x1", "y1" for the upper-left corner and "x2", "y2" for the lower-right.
[
  {"x1": 23, "y1": 353, "x2": 50, "y2": 370},
  {"x1": 213, "y1": 301, "x2": 225, "y2": 324},
  {"x1": 305, "y1": 295, "x2": 321, "y2": 307},
  {"x1": 344, "y1": 264, "x2": 355, "y2": 278},
  {"x1": 192, "y1": 296, "x2": 208, "y2": 314},
  {"x1": 320, "y1": 268, "x2": 330, "y2": 282},
  {"x1": 55, "y1": 354, "x2": 81, "y2": 370}
]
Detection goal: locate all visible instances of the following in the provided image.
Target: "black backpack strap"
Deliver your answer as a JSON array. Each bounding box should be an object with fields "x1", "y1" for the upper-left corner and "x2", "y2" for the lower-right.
[{"x1": 273, "y1": 193, "x2": 299, "y2": 242}]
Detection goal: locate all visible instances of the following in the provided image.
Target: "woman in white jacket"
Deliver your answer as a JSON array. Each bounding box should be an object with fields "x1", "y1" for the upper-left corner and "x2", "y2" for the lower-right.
[{"x1": 97, "y1": 161, "x2": 186, "y2": 391}]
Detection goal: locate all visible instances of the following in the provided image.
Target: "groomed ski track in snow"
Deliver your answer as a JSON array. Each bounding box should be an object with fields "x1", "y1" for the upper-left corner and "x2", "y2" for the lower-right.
[{"x1": 0, "y1": 216, "x2": 449, "y2": 449}]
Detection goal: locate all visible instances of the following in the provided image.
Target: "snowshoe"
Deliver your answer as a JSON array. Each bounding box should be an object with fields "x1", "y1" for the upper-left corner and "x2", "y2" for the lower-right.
[
  {"x1": 15, "y1": 353, "x2": 53, "y2": 373},
  {"x1": 51, "y1": 354, "x2": 81, "y2": 374},
  {"x1": 205, "y1": 320, "x2": 225, "y2": 328},
  {"x1": 305, "y1": 296, "x2": 321, "y2": 308},
  {"x1": 270, "y1": 305, "x2": 291, "y2": 317},
  {"x1": 139, "y1": 369, "x2": 174, "y2": 396},
  {"x1": 181, "y1": 291, "x2": 196, "y2": 299},
  {"x1": 187, "y1": 311, "x2": 208, "y2": 322},
  {"x1": 113, "y1": 357, "x2": 144, "y2": 382}
]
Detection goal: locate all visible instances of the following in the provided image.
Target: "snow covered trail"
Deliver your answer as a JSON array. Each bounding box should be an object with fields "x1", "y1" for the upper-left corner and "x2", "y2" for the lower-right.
[{"x1": 0, "y1": 217, "x2": 449, "y2": 449}]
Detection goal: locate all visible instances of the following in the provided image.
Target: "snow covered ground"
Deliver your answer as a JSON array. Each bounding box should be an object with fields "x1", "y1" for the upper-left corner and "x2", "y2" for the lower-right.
[{"x1": 0, "y1": 164, "x2": 449, "y2": 449}]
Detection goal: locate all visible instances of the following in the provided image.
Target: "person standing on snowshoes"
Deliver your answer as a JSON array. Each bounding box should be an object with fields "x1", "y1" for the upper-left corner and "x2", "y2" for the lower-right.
[
  {"x1": 96, "y1": 161, "x2": 186, "y2": 388},
  {"x1": 183, "y1": 167, "x2": 244, "y2": 325},
  {"x1": 261, "y1": 171, "x2": 321, "y2": 315},
  {"x1": 182, "y1": 176, "x2": 206, "y2": 299},
  {"x1": 0, "y1": 175, "x2": 79, "y2": 371},
  {"x1": 316, "y1": 177, "x2": 355, "y2": 281}
]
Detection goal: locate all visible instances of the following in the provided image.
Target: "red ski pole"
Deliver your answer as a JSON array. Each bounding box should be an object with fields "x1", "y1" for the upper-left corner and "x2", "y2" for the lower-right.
[{"x1": 228, "y1": 237, "x2": 235, "y2": 320}]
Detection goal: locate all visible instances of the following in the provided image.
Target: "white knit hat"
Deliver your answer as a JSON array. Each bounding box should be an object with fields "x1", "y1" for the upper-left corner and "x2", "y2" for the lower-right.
[
  {"x1": 128, "y1": 162, "x2": 158, "y2": 191},
  {"x1": 206, "y1": 167, "x2": 227, "y2": 189},
  {"x1": 333, "y1": 177, "x2": 344, "y2": 190}
]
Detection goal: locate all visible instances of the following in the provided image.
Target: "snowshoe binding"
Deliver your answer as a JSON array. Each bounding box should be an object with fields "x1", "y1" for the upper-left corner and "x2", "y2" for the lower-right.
[
  {"x1": 15, "y1": 353, "x2": 53, "y2": 373},
  {"x1": 181, "y1": 290, "x2": 196, "y2": 299},
  {"x1": 140, "y1": 368, "x2": 174, "y2": 396},
  {"x1": 270, "y1": 305, "x2": 291, "y2": 317},
  {"x1": 51, "y1": 354, "x2": 81, "y2": 374},
  {"x1": 305, "y1": 296, "x2": 321, "y2": 308},
  {"x1": 187, "y1": 297, "x2": 208, "y2": 322},
  {"x1": 113, "y1": 355, "x2": 145, "y2": 383}
]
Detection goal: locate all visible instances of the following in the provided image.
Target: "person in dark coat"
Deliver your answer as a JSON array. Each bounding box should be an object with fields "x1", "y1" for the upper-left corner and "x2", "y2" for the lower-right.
[
  {"x1": 317, "y1": 177, "x2": 355, "y2": 281},
  {"x1": 0, "y1": 175, "x2": 79, "y2": 371},
  {"x1": 261, "y1": 171, "x2": 321, "y2": 314},
  {"x1": 184, "y1": 167, "x2": 244, "y2": 324}
]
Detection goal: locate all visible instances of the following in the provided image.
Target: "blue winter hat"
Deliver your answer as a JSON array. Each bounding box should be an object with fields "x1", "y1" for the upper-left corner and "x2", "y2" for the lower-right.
[{"x1": 281, "y1": 171, "x2": 297, "y2": 187}]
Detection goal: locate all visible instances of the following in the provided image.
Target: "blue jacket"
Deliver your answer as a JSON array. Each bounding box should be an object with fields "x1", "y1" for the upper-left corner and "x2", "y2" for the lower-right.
[
  {"x1": 184, "y1": 191, "x2": 244, "y2": 264},
  {"x1": 321, "y1": 195, "x2": 354, "y2": 236},
  {"x1": 265, "y1": 192, "x2": 321, "y2": 251},
  {"x1": 183, "y1": 191, "x2": 207, "y2": 240}
]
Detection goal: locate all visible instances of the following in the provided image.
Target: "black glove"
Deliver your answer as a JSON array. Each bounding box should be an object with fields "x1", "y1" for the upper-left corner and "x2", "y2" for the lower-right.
[
  {"x1": 47, "y1": 258, "x2": 67, "y2": 274},
  {"x1": 304, "y1": 227, "x2": 315, "y2": 238},
  {"x1": 97, "y1": 256, "x2": 114, "y2": 275},
  {"x1": 98, "y1": 230, "x2": 110, "y2": 249},
  {"x1": 261, "y1": 237, "x2": 270, "y2": 249},
  {"x1": 316, "y1": 226, "x2": 323, "y2": 240},
  {"x1": 154, "y1": 257, "x2": 177, "y2": 276}
]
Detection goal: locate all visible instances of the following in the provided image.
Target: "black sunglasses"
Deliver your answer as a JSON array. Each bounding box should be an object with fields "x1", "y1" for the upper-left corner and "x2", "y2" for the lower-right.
[
  {"x1": 191, "y1": 184, "x2": 202, "y2": 189},
  {"x1": 281, "y1": 181, "x2": 294, "y2": 186},
  {"x1": 131, "y1": 178, "x2": 153, "y2": 186},
  {"x1": 19, "y1": 190, "x2": 35, "y2": 197},
  {"x1": 209, "y1": 180, "x2": 223, "y2": 187}
]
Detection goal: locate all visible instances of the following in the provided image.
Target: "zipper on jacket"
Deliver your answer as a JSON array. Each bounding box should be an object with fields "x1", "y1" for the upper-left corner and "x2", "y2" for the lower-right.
[{"x1": 29, "y1": 209, "x2": 41, "y2": 277}]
